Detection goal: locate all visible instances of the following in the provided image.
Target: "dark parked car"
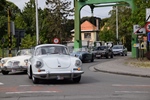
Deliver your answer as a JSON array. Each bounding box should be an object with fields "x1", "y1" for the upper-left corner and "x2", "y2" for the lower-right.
[
  {"x1": 112, "y1": 45, "x2": 127, "y2": 56},
  {"x1": 70, "y1": 50, "x2": 94, "y2": 63},
  {"x1": 93, "y1": 46, "x2": 113, "y2": 59}
]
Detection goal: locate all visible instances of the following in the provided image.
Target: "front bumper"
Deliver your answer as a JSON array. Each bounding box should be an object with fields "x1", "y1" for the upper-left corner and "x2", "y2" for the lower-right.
[
  {"x1": 95, "y1": 52, "x2": 106, "y2": 57},
  {"x1": 1, "y1": 66, "x2": 27, "y2": 72},
  {"x1": 113, "y1": 51, "x2": 123, "y2": 55},
  {"x1": 33, "y1": 70, "x2": 84, "y2": 80}
]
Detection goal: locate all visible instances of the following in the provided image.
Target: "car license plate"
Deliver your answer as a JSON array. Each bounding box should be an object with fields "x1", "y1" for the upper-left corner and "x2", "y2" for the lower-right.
[
  {"x1": 57, "y1": 75, "x2": 64, "y2": 80},
  {"x1": 96, "y1": 55, "x2": 101, "y2": 57}
]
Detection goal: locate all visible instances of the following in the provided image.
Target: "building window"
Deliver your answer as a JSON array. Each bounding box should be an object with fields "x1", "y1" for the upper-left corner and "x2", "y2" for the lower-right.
[{"x1": 84, "y1": 33, "x2": 91, "y2": 39}]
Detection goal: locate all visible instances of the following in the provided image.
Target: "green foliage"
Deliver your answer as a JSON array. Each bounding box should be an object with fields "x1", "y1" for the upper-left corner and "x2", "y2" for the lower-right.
[
  {"x1": 21, "y1": 34, "x2": 36, "y2": 48},
  {"x1": 0, "y1": 0, "x2": 6, "y2": 11},
  {"x1": 99, "y1": 28, "x2": 116, "y2": 42},
  {"x1": 45, "y1": 0, "x2": 74, "y2": 43}
]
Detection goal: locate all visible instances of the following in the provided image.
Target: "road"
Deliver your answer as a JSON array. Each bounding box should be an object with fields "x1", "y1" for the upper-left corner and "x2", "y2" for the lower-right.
[{"x1": 0, "y1": 56, "x2": 150, "y2": 100}]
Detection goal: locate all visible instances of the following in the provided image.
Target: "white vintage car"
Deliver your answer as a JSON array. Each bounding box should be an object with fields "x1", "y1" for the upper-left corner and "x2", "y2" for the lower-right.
[
  {"x1": 27, "y1": 44, "x2": 84, "y2": 84},
  {"x1": 0, "y1": 49, "x2": 32, "y2": 75}
]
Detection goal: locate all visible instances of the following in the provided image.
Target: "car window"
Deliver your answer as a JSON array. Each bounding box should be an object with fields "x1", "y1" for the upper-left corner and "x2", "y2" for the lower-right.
[
  {"x1": 17, "y1": 49, "x2": 32, "y2": 56},
  {"x1": 35, "y1": 46, "x2": 69, "y2": 56},
  {"x1": 112, "y1": 45, "x2": 123, "y2": 49},
  {"x1": 99, "y1": 46, "x2": 106, "y2": 50}
]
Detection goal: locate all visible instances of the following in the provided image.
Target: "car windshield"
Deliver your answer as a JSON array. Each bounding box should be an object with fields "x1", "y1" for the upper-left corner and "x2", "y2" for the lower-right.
[
  {"x1": 35, "y1": 46, "x2": 68, "y2": 56},
  {"x1": 99, "y1": 46, "x2": 106, "y2": 50},
  {"x1": 112, "y1": 45, "x2": 123, "y2": 49},
  {"x1": 17, "y1": 49, "x2": 32, "y2": 56}
]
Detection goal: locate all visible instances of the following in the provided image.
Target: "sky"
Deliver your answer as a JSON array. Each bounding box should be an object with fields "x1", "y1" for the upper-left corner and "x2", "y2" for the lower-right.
[{"x1": 7, "y1": 0, "x2": 112, "y2": 19}]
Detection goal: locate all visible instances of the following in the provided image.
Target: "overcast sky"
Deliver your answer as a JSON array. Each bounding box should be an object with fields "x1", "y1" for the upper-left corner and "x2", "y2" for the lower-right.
[{"x1": 7, "y1": 0, "x2": 112, "y2": 19}]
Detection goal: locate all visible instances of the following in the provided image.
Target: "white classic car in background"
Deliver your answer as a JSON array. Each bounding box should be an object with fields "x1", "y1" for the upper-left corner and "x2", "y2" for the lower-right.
[
  {"x1": 27, "y1": 44, "x2": 84, "y2": 84},
  {"x1": 0, "y1": 49, "x2": 32, "y2": 75}
]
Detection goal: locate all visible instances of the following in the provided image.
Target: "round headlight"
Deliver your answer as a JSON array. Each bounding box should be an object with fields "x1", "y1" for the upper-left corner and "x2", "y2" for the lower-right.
[
  {"x1": 1, "y1": 60, "x2": 6, "y2": 64},
  {"x1": 36, "y1": 61, "x2": 43, "y2": 68},
  {"x1": 75, "y1": 60, "x2": 82, "y2": 67},
  {"x1": 24, "y1": 59, "x2": 28, "y2": 63}
]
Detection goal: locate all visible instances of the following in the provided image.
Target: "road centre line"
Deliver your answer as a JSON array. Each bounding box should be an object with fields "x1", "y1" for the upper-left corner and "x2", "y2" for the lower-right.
[{"x1": 6, "y1": 91, "x2": 58, "y2": 94}]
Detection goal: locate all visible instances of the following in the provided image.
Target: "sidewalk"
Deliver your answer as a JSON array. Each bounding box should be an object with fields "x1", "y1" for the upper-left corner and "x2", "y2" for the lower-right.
[{"x1": 94, "y1": 56, "x2": 150, "y2": 78}]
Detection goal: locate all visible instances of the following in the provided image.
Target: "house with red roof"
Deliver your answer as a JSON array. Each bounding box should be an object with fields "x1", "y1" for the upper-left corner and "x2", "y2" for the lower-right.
[{"x1": 70, "y1": 20, "x2": 99, "y2": 46}]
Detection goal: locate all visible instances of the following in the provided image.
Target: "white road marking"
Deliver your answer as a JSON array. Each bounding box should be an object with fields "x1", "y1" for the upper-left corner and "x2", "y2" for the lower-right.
[
  {"x1": 115, "y1": 91, "x2": 150, "y2": 94},
  {"x1": 112, "y1": 84, "x2": 150, "y2": 87},
  {"x1": 19, "y1": 85, "x2": 55, "y2": 87},
  {"x1": 6, "y1": 91, "x2": 58, "y2": 94},
  {"x1": 0, "y1": 82, "x2": 4, "y2": 85}
]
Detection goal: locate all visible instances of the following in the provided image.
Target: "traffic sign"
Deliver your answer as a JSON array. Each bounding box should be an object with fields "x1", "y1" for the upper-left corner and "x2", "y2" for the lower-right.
[
  {"x1": 148, "y1": 32, "x2": 150, "y2": 42},
  {"x1": 145, "y1": 22, "x2": 150, "y2": 32},
  {"x1": 133, "y1": 25, "x2": 146, "y2": 34},
  {"x1": 146, "y1": 8, "x2": 150, "y2": 22},
  {"x1": 53, "y1": 38, "x2": 60, "y2": 44}
]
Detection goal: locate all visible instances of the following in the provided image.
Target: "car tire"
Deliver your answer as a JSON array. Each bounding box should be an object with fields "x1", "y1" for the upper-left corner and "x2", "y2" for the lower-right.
[
  {"x1": 1, "y1": 70, "x2": 9, "y2": 75},
  {"x1": 106, "y1": 54, "x2": 109, "y2": 59},
  {"x1": 91, "y1": 57, "x2": 94, "y2": 62},
  {"x1": 28, "y1": 67, "x2": 32, "y2": 79},
  {"x1": 111, "y1": 54, "x2": 113, "y2": 58},
  {"x1": 73, "y1": 76, "x2": 81, "y2": 83},
  {"x1": 32, "y1": 75, "x2": 39, "y2": 84}
]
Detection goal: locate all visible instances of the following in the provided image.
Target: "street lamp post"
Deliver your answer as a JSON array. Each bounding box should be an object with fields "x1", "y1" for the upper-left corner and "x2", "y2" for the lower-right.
[
  {"x1": 116, "y1": 6, "x2": 119, "y2": 44},
  {"x1": 35, "y1": 0, "x2": 39, "y2": 45}
]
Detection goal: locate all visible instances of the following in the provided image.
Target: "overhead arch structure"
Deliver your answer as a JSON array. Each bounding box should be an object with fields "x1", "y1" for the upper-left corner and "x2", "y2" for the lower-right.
[{"x1": 74, "y1": 0, "x2": 137, "y2": 58}]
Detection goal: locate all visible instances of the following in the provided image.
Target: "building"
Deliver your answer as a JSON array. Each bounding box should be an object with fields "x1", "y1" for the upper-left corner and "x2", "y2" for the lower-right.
[{"x1": 69, "y1": 20, "x2": 99, "y2": 47}]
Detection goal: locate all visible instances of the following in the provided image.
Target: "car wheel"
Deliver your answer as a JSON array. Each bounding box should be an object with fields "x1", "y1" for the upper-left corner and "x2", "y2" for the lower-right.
[
  {"x1": 106, "y1": 54, "x2": 109, "y2": 59},
  {"x1": 111, "y1": 54, "x2": 113, "y2": 58},
  {"x1": 73, "y1": 76, "x2": 81, "y2": 83},
  {"x1": 28, "y1": 67, "x2": 32, "y2": 79},
  {"x1": 32, "y1": 75, "x2": 39, "y2": 84},
  {"x1": 23, "y1": 70, "x2": 27, "y2": 74},
  {"x1": 1, "y1": 70, "x2": 9, "y2": 75},
  {"x1": 91, "y1": 57, "x2": 94, "y2": 62}
]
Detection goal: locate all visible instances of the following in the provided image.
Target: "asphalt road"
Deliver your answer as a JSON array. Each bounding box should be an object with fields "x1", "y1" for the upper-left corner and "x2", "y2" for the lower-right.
[{"x1": 0, "y1": 56, "x2": 150, "y2": 100}]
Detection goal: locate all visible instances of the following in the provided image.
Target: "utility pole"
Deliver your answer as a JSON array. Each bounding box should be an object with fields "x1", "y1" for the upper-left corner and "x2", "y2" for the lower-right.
[
  {"x1": 116, "y1": 6, "x2": 119, "y2": 44},
  {"x1": 35, "y1": 0, "x2": 39, "y2": 45},
  {"x1": 7, "y1": 7, "x2": 12, "y2": 57}
]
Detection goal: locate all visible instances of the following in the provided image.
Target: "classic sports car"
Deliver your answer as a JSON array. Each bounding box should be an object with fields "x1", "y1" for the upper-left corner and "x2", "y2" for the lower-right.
[
  {"x1": 70, "y1": 49, "x2": 94, "y2": 63},
  {"x1": 27, "y1": 44, "x2": 84, "y2": 84},
  {"x1": 0, "y1": 49, "x2": 32, "y2": 75}
]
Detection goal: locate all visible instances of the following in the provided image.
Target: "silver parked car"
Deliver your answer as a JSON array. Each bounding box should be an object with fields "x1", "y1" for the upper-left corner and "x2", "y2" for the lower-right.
[
  {"x1": 112, "y1": 45, "x2": 127, "y2": 56},
  {"x1": 27, "y1": 44, "x2": 84, "y2": 84}
]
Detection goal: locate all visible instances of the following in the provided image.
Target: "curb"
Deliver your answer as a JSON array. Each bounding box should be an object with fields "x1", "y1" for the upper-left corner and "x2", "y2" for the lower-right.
[{"x1": 94, "y1": 67, "x2": 150, "y2": 78}]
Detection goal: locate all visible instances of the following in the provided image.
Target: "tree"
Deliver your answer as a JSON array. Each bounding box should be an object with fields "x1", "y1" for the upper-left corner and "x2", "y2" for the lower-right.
[
  {"x1": 45, "y1": 0, "x2": 74, "y2": 43},
  {"x1": 0, "y1": 0, "x2": 6, "y2": 11}
]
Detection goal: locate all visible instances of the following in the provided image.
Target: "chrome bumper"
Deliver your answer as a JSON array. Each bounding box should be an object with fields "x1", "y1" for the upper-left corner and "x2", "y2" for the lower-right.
[
  {"x1": 1, "y1": 66, "x2": 27, "y2": 72},
  {"x1": 33, "y1": 70, "x2": 84, "y2": 80}
]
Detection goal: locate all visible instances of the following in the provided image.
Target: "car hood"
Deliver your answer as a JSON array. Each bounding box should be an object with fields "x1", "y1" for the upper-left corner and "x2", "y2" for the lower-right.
[
  {"x1": 5, "y1": 55, "x2": 31, "y2": 66},
  {"x1": 39, "y1": 54, "x2": 71, "y2": 69}
]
